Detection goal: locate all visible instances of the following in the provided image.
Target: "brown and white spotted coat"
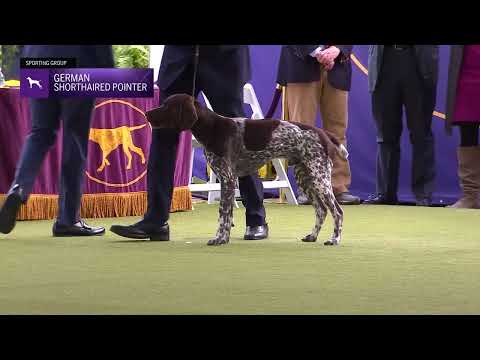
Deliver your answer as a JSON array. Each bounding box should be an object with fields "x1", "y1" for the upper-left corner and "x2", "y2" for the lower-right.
[{"x1": 146, "y1": 94, "x2": 347, "y2": 246}]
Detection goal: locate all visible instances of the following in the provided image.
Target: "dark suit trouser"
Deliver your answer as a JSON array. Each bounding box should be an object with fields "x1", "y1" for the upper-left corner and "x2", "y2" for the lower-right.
[
  {"x1": 143, "y1": 62, "x2": 266, "y2": 227},
  {"x1": 372, "y1": 48, "x2": 436, "y2": 200},
  {"x1": 12, "y1": 98, "x2": 95, "y2": 225}
]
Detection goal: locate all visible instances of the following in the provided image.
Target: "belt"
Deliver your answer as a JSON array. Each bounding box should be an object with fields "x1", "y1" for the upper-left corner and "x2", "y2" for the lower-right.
[{"x1": 386, "y1": 45, "x2": 413, "y2": 50}]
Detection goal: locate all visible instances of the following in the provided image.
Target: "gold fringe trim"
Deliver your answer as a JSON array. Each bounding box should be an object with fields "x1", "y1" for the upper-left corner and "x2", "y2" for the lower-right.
[
  {"x1": 169, "y1": 186, "x2": 193, "y2": 213},
  {"x1": 0, "y1": 187, "x2": 192, "y2": 221}
]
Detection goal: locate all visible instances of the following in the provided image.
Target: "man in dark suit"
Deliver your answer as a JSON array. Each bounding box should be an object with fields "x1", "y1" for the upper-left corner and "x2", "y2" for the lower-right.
[
  {"x1": 110, "y1": 45, "x2": 269, "y2": 241},
  {"x1": 0, "y1": 45, "x2": 113, "y2": 236},
  {"x1": 365, "y1": 45, "x2": 439, "y2": 206},
  {"x1": 277, "y1": 45, "x2": 360, "y2": 205}
]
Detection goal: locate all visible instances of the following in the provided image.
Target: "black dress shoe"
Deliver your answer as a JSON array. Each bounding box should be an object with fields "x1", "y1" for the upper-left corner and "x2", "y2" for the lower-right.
[
  {"x1": 335, "y1": 192, "x2": 361, "y2": 205},
  {"x1": 0, "y1": 184, "x2": 24, "y2": 234},
  {"x1": 363, "y1": 194, "x2": 398, "y2": 205},
  {"x1": 416, "y1": 198, "x2": 432, "y2": 207},
  {"x1": 244, "y1": 224, "x2": 269, "y2": 240},
  {"x1": 297, "y1": 193, "x2": 311, "y2": 205},
  {"x1": 110, "y1": 221, "x2": 169, "y2": 241},
  {"x1": 53, "y1": 220, "x2": 106, "y2": 237}
]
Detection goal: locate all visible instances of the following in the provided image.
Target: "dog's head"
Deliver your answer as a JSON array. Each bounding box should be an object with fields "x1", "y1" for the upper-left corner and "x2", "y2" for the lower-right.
[{"x1": 146, "y1": 94, "x2": 198, "y2": 130}]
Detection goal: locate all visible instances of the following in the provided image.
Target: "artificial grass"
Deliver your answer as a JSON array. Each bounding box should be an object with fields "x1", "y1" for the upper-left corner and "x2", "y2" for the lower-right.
[{"x1": 0, "y1": 202, "x2": 479, "y2": 314}]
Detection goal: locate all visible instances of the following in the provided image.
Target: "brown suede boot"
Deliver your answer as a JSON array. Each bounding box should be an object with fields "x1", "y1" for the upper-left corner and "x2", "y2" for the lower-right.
[{"x1": 448, "y1": 146, "x2": 480, "y2": 209}]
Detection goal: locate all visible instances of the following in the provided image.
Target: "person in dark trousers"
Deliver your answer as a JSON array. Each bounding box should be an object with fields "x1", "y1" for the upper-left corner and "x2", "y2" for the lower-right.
[
  {"x1": 276, "y1": 45, "x2": 360, "y2": 205},
  {"x1": 364, "y1": 45, "x2": 439, "y2": 206},
  {"x1": 110, "y1": 45, "x2": 269, "y2": 241},
  {"x1": 0, "y1": 45, "x2": 113, "y2": 236}
]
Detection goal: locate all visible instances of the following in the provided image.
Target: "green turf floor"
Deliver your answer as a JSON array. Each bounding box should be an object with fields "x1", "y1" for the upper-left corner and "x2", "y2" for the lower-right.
[{"x1": 0, "y1": 202, "x2": 479, "y2": 314}]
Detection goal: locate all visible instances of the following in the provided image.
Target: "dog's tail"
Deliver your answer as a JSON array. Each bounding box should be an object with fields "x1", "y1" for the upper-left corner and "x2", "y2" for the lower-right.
[
  {"x1": 129, "y1": 124, "x2": 147, "y2": 131},
  {"x1": 323, "y1": 130, "x2": 349, "y2": 160},
  {"x1": 338, "y1": 144, "x2": 349, "y2": 160},
  {"x1": 288, "y1": 120, "x2": 348, "y2": 160}
]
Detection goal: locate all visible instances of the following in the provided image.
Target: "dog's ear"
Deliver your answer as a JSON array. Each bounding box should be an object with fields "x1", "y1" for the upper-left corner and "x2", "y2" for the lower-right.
[
  {"x1": 177, "y1": 98, "x2": 198, "y2": 130},
  {"x1": 145, "y1": 104, "x2": 172, "y2": 129},
  {"x1": 146, "y1": 95, "x2": 198, "y2": 130}
]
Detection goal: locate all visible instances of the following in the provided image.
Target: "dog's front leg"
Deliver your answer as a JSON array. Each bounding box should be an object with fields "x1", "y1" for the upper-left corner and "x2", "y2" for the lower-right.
[
  {"x1": 207, "y1": 160, "x2": 235, "y2": 246},
  {"x1": 97, "y1": 156, "x2": 110, "y2": 173}
]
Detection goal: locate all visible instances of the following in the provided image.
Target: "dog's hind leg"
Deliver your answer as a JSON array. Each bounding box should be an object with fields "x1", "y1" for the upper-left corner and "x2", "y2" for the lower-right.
[
  {"x1": 315, "y1": 162, "x2": 343, "y2": 245},
  {"x1": 130, "y1": 144, "x2": 146, "y2": 164},
  {"x1": 320, "y1": 190, "x2": 343, "y2": 245},
  {"x1": 294, "y1": 164, "x2": 327, "y2": 243},
  {"x1": 207, "y1": 157, "x2": 235, "y2": 246},
  {"x1": 122, "y1": 145, "x2": 133, "y2": 169},
  {"x1": 303, "y1": 195, "x2": 328, "y2": 243}
]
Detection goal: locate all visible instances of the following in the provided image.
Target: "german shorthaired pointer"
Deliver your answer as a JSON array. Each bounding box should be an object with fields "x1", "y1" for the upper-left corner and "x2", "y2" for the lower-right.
[{"x1": 146, "y1": 94, "x2": 348, "y2": 246}]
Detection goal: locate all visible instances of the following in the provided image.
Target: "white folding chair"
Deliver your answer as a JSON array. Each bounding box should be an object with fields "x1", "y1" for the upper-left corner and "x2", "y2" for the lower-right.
[{"x1": 243, "y1": 84, "x2": 297, "y2": 205}]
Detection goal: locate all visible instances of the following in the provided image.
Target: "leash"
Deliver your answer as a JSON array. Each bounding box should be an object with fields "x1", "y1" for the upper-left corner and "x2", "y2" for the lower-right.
[
  {"x1": 192, "y1": 45, "x2": 200, "y2": 98},
  {"x1": 265, "y1": 84, "x2": 283, "y2": 119}
]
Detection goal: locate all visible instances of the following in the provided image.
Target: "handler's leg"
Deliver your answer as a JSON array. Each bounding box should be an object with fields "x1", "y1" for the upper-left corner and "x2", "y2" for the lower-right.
[{"x1": 110, "y1": 63, "x2": 199, "y2": 240}]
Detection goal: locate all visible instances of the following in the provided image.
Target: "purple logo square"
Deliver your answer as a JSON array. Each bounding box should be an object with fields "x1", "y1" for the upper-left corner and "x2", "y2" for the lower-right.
[{"x1": 20, "y1": 69, "x2": 50, "y2": 98}]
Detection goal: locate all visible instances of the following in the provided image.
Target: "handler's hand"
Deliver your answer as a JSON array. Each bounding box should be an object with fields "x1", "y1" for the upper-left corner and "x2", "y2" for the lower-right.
[
  {"x1": 316, "y1": 46, "x2": 341, "y2": 66},
  {"x1": 323, "y1": 60, "x2": 335, "y2": 71}
]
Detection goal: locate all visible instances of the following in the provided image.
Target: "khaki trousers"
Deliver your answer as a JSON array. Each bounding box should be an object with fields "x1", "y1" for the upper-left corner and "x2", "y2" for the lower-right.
[{"x1": 286, "y1": 69, "x2": 351, "y2": 194}]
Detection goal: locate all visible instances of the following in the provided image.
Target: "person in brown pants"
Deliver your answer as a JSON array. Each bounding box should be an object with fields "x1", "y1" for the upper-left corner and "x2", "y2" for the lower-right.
[{"x1": 276, "y1": 45, "x2": 360, "y2": 205}]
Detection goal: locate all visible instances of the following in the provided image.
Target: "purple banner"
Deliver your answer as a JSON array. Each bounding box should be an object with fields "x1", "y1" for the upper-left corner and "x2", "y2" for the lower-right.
[
  {"x1": 20, "y1": 68, "x2": 154, "y2": 98},
  {"x1": 0, "y1": 87, "x2": 192, "y2": 195}
]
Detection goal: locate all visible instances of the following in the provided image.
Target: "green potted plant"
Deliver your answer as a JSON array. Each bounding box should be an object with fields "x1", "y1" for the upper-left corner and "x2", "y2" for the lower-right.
[
  {"x1": 0, "y1": 45, "x2": 23, "y2": 80},
  {"x1": 113, "y1": 45, "x2": 150, "y2": 68}
]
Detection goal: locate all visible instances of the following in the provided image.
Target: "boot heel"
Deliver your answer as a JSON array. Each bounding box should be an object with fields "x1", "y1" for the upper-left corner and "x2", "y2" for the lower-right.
[{"x1": 150, "y1": 232, "x2": 170, "y2": 241}]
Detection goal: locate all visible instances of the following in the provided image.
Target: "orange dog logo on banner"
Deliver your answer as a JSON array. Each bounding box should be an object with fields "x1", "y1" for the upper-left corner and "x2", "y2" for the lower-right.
[
  {"x1": 86, "y1": 99, "x2": 152, "y2": 188},
  {"x1": 89, "y1": 124, "x2": 147, "y2": 173}
]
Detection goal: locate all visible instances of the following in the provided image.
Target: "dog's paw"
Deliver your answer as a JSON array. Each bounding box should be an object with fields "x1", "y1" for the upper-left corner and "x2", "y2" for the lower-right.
[
  {"x1": 323, "y1": 239, "x2": 339, "y2": 246},
  {"x1": 207, "y1": 238, "x2": 229, "y2": 246},
  {"x1": 301, "y1": 234, "x2": 317, "y2": 242}
]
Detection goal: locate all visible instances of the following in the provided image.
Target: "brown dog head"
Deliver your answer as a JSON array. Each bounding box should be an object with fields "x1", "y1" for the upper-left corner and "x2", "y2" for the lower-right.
[{"x1": 146, "y1": 94, "x2": 198, "y2": 130}]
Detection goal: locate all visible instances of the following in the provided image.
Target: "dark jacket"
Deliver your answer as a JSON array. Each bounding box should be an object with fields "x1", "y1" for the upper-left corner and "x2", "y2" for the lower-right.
[
  {"x1": 22, "y1": 45, "x2": 114, "y2": 68},
  {"x1": 368, "y1": 45, "x2": 439, "y2": 93},
  {"x1": 158, "y1": 45, "x2": 251, "y2": 92},
  {"x1": 445, "y1": 45, "x2": 464, "y2": 135},
  {"x1": 276, "y1": 45, "x2": 354, "y2": 91}
]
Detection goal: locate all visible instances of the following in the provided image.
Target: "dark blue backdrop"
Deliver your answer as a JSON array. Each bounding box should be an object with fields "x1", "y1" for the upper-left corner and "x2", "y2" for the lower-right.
[{"x1": 193, "y1": 45, "x2": 460, "y2": 203}]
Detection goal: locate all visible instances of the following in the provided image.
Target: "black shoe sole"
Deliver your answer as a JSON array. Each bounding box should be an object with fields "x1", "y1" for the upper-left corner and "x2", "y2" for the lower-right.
[
  {"x1": 52, "y1": 229, "x2": 106, "y2": 237},
  {"x1": 363, "y1": 202, "x2": 398, "y2": 205},
  {"x1": 110, "y1": 225, "x2": 169, "y2": 241},
  {"x1": 0, "y1": 192, "x2": 22, "y2": 234},
  {"x1": 337, "y1": 199, "x2": 362, "y2": 205},
  {"x1": 243, "y1": 234, "x2": 269, "y2": 240},
  {"x1": 363, "y1": 200, "x2": 398, "y2": 205}
]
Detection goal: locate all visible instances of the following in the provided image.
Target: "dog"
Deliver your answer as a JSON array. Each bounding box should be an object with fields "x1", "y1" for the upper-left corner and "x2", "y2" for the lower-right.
[
  {"x1": 146, "y1": 94, "x2": 347, "y2": 246},
  {"x1": 26, "y1": 76, "x2": 43, "y2": 89},
  {"x1": 88, "y1": 124, "x2": 147, "y2": 172}
]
